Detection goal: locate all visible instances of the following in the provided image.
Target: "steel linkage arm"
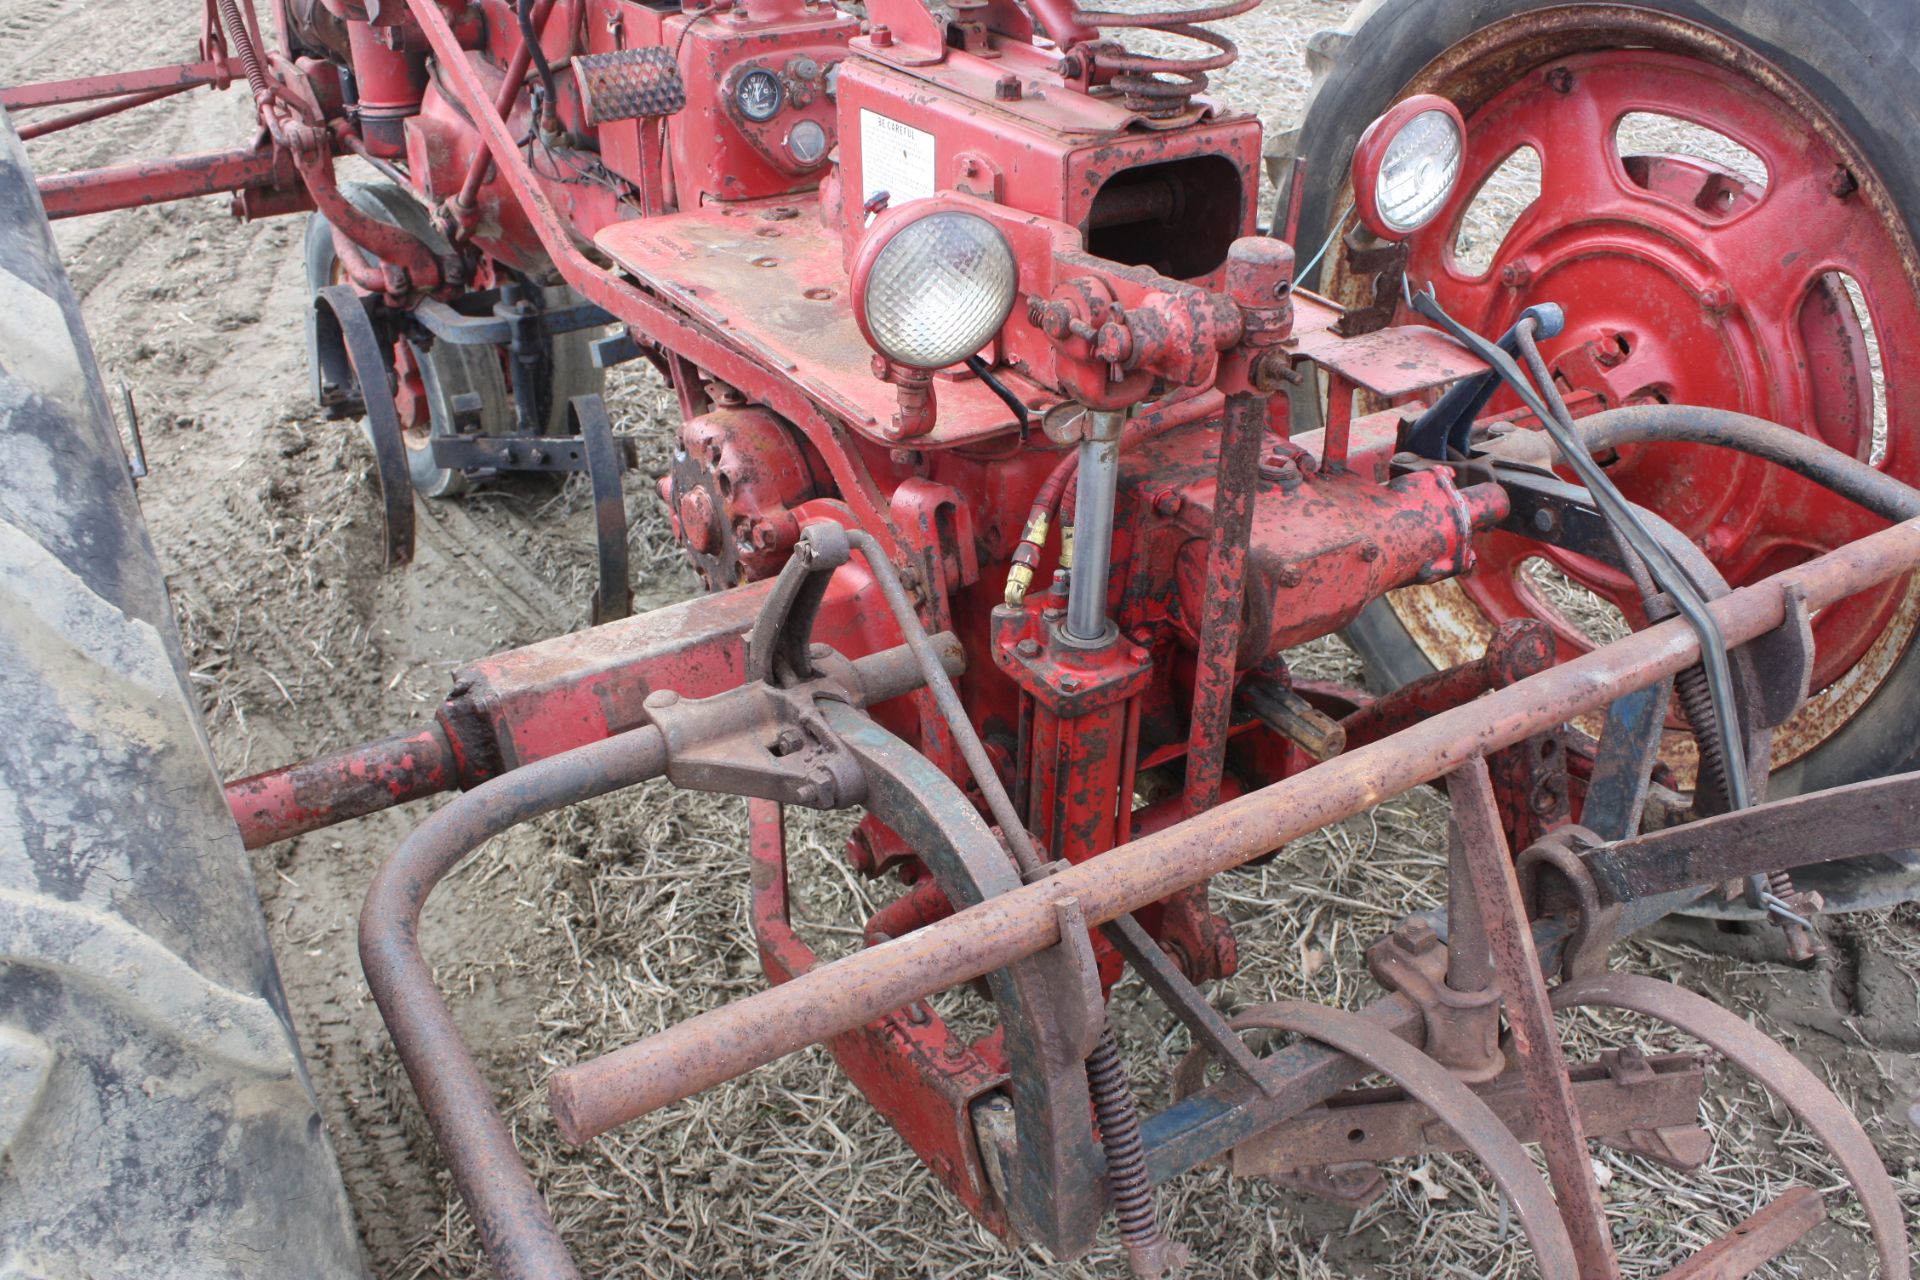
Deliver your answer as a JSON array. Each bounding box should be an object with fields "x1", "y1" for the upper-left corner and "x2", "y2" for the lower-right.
[
  {"x1": 1521, "y1": 768, "x2": 1920, "y2": 921},
  {"x1": 546, "y1": 516, "x2": 1920, "y2": 1139},
  {"x1": 225, "y1": 558, "x2": 926, "y2": 846},
  {"x1": 35, "y1": 143, "x2": 301, "y2": 220},
  {"x1": 0, "y1": 59, "x2": 241, "y2": 112}
]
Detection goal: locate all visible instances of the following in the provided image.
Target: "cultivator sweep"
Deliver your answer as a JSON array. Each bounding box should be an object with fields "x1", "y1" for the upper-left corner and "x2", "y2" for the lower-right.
[{"x1": 7, "y1": 0, "x2": 1920, "y2": 1274}]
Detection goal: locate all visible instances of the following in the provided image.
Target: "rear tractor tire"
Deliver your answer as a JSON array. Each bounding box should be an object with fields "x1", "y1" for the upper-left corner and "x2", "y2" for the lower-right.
[
  {"x1": 0, "y1": 116, "x2": 366, "y2": 1277},
  {"x1": 1294, "y1": 0, "x2": 1920, "y2": 909}
]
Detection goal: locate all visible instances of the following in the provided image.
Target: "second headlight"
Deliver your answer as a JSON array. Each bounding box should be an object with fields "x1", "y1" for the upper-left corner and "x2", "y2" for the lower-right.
[{"x1": 1351, "y1": 94, "x2": 1467, "y2": 239}]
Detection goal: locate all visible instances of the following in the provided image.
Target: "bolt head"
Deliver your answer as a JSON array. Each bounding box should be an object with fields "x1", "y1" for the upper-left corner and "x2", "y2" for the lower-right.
[
  {"x1": 1545, "y1": 66, "x2": 1573, "y2": 93},
  {"x1": 678, "y1": 488, "x2": 716, "y2": 553},
  {"x1": 644, "y1": 688, "x2": 680, "y2": 709},
  {"x1": 1152, "y1": 489, "x2": 1184, "y2": 517},
  {"x1": 1015, "y1": 638, "x2": 1041, "y2": 658},
  {"x1": 1397, "y1": 917, "x2": 1440, "y2": 954}
]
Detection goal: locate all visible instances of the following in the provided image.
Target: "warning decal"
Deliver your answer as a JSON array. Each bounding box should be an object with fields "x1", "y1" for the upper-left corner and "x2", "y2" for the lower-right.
[{"x1": 860, "y1": 109, "x2": 937, "y2": 217}]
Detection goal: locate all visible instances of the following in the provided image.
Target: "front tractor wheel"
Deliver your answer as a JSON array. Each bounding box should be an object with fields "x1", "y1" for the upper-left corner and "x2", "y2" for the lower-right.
[
  {"x1": 1296, "y1": 0, "x2": 1920, "y2": 906},
  {"x1": 301, "y1": 184, "x2": 605, "y2": 498}
]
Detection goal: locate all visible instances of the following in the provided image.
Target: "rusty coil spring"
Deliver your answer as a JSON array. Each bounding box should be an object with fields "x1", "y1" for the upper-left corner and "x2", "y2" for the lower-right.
[
  {"x1": 1674, "y1": 665, "x2": 1731, "y2": 804},
  {"x1": 1676, "y1": 664, "x2": 1820, "y2": 955},
  {"x1": 1070, "y1": 0, "x2": 1260, "y2": 118},
  {"x1": 1085, "y1": 1026, "x2": 1173, "y2": 1271},
  {"x1": 214, "y1": 0, "x2": 273, "y2": 109}
]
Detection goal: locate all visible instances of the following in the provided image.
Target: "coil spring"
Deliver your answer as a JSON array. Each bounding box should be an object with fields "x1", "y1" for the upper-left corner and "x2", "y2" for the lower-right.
[
  {"x1": 1674, "y1": 665, "x2": 1731, "y2": 806},
  {"x1": 1069, "y1": 0, "x2": 1261, "y2": 119},
  {"x1": 214, "y1": 0, "x2": 273, "y2": 109},
  {"x1": 1677, "y1": 664, "x2": 1821, "y2": 954},
  {"x1": 1086, "y1": 1026, "x2": 1167, "y2": 1263}
]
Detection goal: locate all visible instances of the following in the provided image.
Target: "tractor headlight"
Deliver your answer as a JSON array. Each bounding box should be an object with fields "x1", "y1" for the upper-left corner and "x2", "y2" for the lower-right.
[
  {"x1": 1352, "y1": 95, "x2": 1467, "y2": 238},
  {"x1": 854, "y1": 208, "x2": 1018, "y2": 370}
]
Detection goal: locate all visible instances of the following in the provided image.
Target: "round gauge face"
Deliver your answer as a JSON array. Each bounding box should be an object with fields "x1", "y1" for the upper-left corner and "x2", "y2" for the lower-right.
[
  {"x1": 787, "y1": 118, "x2": 828, "y2": 166},
  {"x1": 735, "y1": 69, "x2": 784, "y2": 123}
]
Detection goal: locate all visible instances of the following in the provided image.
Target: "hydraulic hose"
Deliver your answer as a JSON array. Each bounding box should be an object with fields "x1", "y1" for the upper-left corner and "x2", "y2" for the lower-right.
[
  {"x1": 1004, "y1": 389, "x2": 1218, "y2": 607},
  {"x1": 1416, "y1": 288, "x2": 1757, "y2": 823},
  {"x1": 1533, "y1": 405, "x2": 1920, "y2": 523}
]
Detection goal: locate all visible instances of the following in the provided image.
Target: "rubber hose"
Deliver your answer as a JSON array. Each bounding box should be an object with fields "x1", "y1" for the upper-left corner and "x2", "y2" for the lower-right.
[{"x1": 1546, "y1": 405, "x2": 1920, "y2": 523}]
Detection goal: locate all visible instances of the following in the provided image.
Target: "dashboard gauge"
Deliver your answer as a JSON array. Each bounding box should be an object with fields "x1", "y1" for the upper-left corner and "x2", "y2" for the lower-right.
[
  {"x1": 735, "y1": 68, "x2": 784, "y2": 122},
  {"x1": 787, "y1": 118, "x2": 829, "y2": 167}
]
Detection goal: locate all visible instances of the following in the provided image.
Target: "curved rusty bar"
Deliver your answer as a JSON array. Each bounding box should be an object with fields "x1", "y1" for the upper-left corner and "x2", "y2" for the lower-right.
[
  {"x1": 1553, "y1": 973, "x2": 1910, "y2": 1280},
  {"x1": 546, "y1": 517, "x2": 1920, "y2": 1142},
  {"x1": 359, "y1": 635, "x2": 958, "y2": 1278},
  {"x1": 361, "y1": 725, "x2": 670, "y2": 1280},
  {"x1": 1233, "y1": 1001, "x2": 1579, "y2": 1277}
]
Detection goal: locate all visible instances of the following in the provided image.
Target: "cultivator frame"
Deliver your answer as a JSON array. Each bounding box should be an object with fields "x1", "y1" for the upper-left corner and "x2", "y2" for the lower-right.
[
  {"x1": 9, "y1": 0, "x2": 1920, "y2": 1273},
  {"x1": 232, "y1": 513, "x2": 1920, "y2": 1279}
]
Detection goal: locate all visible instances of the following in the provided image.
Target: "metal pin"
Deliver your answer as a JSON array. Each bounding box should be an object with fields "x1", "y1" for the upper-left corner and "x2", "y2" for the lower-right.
[
  {"x1": 118, "y1": 381, "x2": 148, "y2": 481},
  {"x1": 1758, "y1": 892, "x2": 1814, "y2": 931}
]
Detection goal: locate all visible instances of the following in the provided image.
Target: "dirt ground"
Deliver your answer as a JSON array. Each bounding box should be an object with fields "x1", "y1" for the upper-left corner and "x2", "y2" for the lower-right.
[{"x1": 5, "y1": 0, "x2": 1919, "y2": 1275}]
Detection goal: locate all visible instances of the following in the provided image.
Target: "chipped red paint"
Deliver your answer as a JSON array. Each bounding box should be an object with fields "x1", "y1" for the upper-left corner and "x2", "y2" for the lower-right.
[
  {"x1": 226, "y1": 725, "x2": 456, "y2": 849},
  {"x1": 36, "y1": 144, "x2": 301, "y2": 219}
]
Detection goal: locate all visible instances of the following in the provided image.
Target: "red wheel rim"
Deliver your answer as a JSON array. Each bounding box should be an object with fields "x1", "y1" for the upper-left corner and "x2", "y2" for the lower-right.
[{"x1": 1332, "y1": 15, "x2": 1920, "y2": 776}]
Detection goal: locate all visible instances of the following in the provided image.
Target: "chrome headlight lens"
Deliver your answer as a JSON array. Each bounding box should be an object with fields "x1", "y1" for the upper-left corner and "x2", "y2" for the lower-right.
[
  {"x1": 859, "y1": 210, "x2": 1018, "y2": 369},
  {"x1": 1376, "y1": 109, "x2": 1463, "y2": 232},
  {"x1": 1353, "y1": 95, "x2": 1467, "y2": 239}
]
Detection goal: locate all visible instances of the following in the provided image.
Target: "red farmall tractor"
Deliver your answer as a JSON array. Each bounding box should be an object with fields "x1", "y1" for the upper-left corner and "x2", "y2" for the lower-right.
[{"x1": 2, "y1": 0, "x2": 1918, "y2": 1275}]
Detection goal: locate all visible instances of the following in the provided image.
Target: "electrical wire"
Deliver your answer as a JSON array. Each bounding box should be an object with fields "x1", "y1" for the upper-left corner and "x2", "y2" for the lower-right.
[
  {"x1": 964, "y1": 355, "x2": 1034, "y2": 436},
  {"x1": 515, "y1": 0, "x2": 560, "y2": 129},
  {"x1": 1294, "y1": 201, "x2": 1354, "y2": 286}
]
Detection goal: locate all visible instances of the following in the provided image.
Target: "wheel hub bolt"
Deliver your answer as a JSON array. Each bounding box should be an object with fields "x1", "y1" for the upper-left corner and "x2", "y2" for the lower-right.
[{"x1": 678, "y1": 487, "x2": 717, "y2": 551}]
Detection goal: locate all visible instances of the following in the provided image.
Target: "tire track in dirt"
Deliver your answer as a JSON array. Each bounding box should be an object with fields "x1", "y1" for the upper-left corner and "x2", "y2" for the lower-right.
[{"x1": 415, "y1": 493, "x2": 579, "y2": 643}]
